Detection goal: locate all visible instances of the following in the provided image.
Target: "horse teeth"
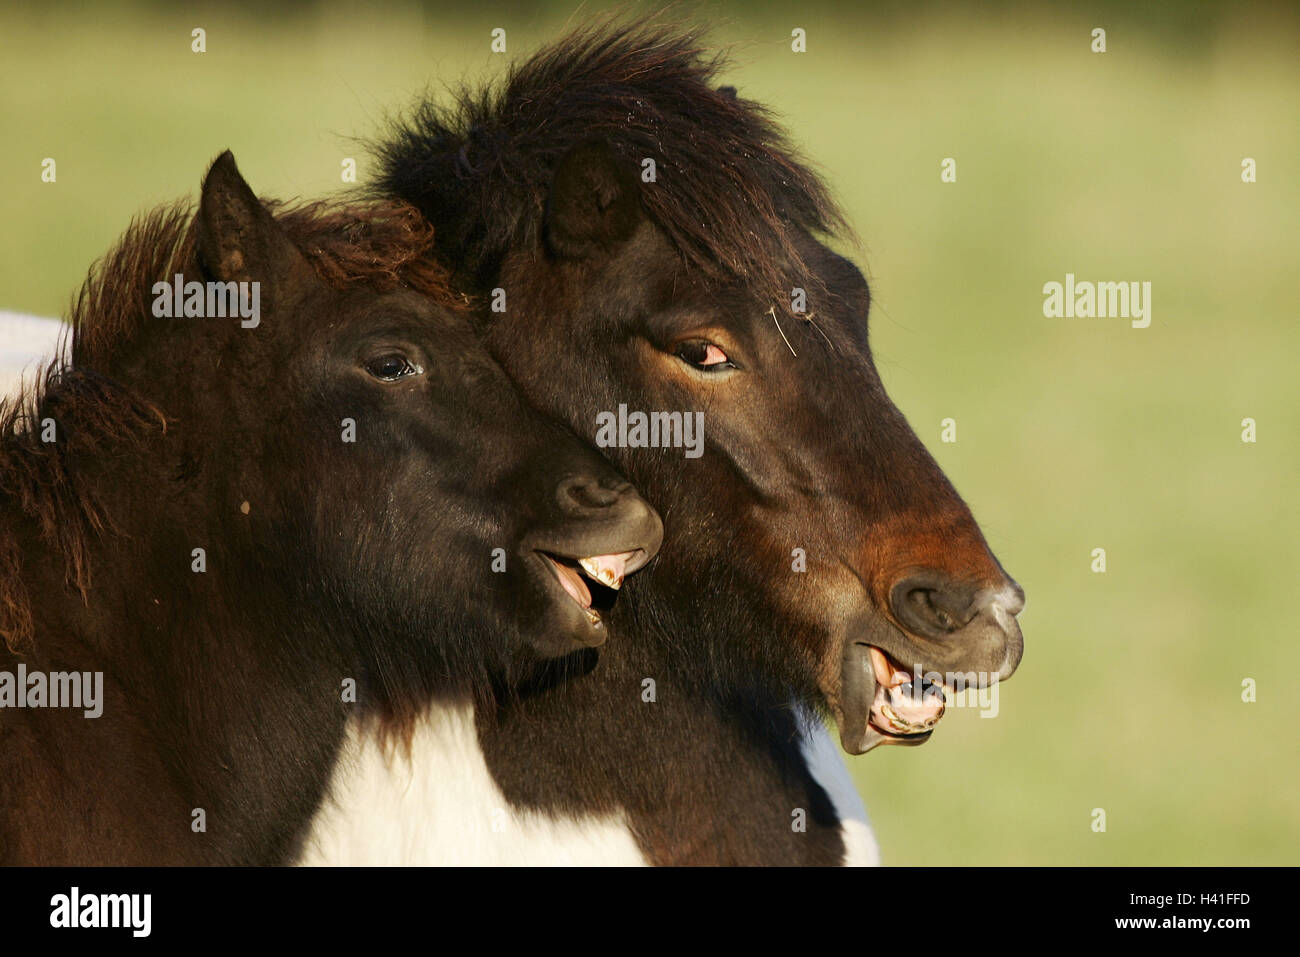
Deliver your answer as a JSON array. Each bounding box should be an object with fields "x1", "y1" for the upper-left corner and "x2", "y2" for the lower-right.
[
  {"x1": 881, "y1": 703, "x2": 936, "y2": 735},
  {"x1": 585, "y1": 608, "x2": 603, "y2": 626},
  {"x1": 880, "y1": 704, "x2": 908, "y2": 732},
  {"x1": 578, "y1": 557, "x2": 623, "y2": 590}
]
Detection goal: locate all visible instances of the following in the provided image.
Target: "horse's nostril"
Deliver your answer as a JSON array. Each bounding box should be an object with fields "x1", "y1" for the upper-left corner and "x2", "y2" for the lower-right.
[
  {"x1": 557, "y1": 474, "x2": 625, "y2": 512},
  {"x1": 902, "y1": 588, "x2": 959, "y2": 635},
  {"x1": 889, "y1": 572, "x2": 982, "y2": 638},
  {"x1": 890, "y1": 572, "x2": 1025, "y2": 639},
  {"x1": 550, "y1": 475, "x2": 664, "y2": 564}
]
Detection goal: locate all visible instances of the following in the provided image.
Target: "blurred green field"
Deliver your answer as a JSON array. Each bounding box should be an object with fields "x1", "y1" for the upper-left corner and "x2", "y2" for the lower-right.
[{"x1": 2, "y1": 1, "x2": 1296, "y2": 864}]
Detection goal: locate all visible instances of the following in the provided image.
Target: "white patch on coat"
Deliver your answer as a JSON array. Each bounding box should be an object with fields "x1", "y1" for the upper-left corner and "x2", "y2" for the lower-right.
[
  {"x1": 298, "y1": 700, "x2": 647, "y2": 866},
  {"x1": 799, "y1": 711, "x2": 882, "y2": 866},
  {"x1": 0, "y1": 312, "x2": 65, "y2": 400}
]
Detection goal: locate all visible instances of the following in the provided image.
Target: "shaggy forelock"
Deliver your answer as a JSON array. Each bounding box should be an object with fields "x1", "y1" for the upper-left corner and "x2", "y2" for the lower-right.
[{"x1": 370, "y1": 19, "x2": 848, "y2": 306}]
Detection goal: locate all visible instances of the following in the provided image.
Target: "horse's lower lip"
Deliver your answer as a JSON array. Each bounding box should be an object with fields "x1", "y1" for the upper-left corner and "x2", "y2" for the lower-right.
[
  {"x1": 870, "y1": 729, "x2": 933, "y2": 755},
  {"x1": 868, "y1": 718, "x2": 937, "y2": 739}
]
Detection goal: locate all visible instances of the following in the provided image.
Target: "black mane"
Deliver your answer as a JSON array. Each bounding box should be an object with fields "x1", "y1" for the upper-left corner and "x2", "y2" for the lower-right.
[{"x1": 370, "y1": 19, "x2": 847, "y2": 302}]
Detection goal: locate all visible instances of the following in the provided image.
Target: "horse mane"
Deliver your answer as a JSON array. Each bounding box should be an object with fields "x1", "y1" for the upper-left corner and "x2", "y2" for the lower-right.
[
  {"x1": 370, "y1": 18, "x2": 849, "y2": 305},
  {"x1": 0, "y1": 195, "x2": 457, "y2": 654}
]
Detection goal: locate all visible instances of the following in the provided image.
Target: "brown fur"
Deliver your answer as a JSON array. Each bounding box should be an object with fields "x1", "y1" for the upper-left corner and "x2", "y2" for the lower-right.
[{"x1": 0, "y1": 198, "x2": 456, "y2": 656}]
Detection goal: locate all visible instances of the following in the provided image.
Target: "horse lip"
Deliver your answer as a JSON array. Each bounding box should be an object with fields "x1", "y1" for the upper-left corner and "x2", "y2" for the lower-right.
[
  {"x1": 523, "y1": 496, "x2": 662, "y2": 579},
  {"x1": 849, "y1": 724, "x2": 934, "y2": 755},
  {"x1": 616, "y1": 547, "x2": 652, "y2": 575},
  {"x1": 535, "y1": 545, "x2": 650, "y2": 576},
  {"x1": 837, "y1": 640, "x2": 879, "y2": 754}
]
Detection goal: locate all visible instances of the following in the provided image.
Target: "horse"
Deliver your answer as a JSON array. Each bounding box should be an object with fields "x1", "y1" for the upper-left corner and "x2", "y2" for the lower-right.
[
  {"x1": 370, "y1": 20, "x2": 1027, "y2": 864},
  {"x1": 0, "y1": 152, "x2": 663, "y2": 864}
]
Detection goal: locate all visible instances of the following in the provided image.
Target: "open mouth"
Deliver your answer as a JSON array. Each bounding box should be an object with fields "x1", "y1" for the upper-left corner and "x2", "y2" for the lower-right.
[
  {"x1": 839, "y1": 640, "x2": 949, "y2": 754},
  {"x1": 865, "y1": 646, "x2": 946, "y2": 739},
  {"x1": 537, "y1": 550, "x2": 644, "y2": 629}
]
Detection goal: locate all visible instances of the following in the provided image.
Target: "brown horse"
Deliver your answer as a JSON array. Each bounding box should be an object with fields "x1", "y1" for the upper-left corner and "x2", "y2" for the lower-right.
[
  {"x1": 372, "y1": 21, "x2": 1026, "y2": 863},
  {"x1": 0, "y1": 153, "x2": 662, "y2": 864}
]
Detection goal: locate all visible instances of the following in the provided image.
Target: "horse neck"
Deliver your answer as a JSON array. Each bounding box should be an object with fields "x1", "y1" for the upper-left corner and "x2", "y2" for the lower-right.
[
  {"x1": 2, "y1": 464, "x2": 356, "y2": 864},
  {"x1": 472, "y1": 609, "x2": 854, "y2": 865}
]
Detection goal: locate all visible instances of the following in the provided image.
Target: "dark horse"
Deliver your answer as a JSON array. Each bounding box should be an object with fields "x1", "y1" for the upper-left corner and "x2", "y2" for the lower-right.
[
  {"x1": 0, "y1": 153, "x2": 662, "y2": 864},
  {"x1": 373, "y1": 22, "x2": 1027, "y2": 863}
]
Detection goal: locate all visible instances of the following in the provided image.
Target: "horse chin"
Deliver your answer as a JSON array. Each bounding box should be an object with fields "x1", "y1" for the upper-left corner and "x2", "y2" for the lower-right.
[{"x1": 840, "y1": 720, "x2": 935, "y2": 755}]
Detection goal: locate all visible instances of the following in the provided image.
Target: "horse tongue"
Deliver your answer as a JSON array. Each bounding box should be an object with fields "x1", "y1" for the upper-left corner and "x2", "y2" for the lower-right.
[{"x1": 552, "y1": 561, "x2": 592, "y2": 608}]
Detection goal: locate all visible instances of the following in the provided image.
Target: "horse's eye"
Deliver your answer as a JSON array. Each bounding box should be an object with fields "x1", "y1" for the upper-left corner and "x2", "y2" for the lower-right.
[
  {"x1": 364, "y1": 354, "x2": 423, "y2": 382},
  {"x1": 673, "y1": 340, "x2": 735, "y2": 371}
]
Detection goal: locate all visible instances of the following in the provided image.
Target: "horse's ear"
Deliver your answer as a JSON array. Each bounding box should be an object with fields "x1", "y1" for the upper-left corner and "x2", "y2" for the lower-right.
[
  {"x1": 196, "y1": 151, "x2": 309, "y2": 287},
  {"x1": 546, "y1": 140, "x2": 642, "y2": 259}
]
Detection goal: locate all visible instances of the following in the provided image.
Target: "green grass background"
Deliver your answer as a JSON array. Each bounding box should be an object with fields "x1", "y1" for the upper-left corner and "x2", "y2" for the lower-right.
[{"x1": 2, "y1": 0, "x2": 1296, "y2": 864}]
